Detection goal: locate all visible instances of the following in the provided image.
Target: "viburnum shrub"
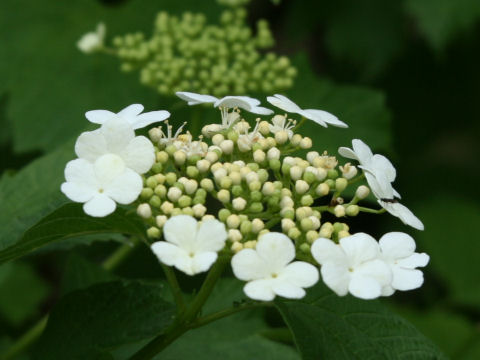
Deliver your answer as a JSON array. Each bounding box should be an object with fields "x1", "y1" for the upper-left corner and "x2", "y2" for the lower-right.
[{"x1": 60, "y1": 91, "x2": 429, "y2": 358}]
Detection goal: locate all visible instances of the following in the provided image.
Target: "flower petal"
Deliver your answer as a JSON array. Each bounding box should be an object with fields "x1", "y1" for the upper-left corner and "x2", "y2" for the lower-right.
[
  {"x1": 195, "y1": 219, "x2": 227, "y2": 253},
  {"x1": 280, "y1": 261, "x2": 319, "y2": 288},
  {"x1": 380, "y1": 201, "x2": 424, "y2": 230},
  {"x1": 118, "y1": 104, "x2": 144, "y2": 118},
  {"x1": 391, "y1": 267, "x2": 424, "y2": 291},
  {"x1": 351, "y1": 139, "x2": 374, "y2": 166},
  {"x1": 348, "y1": 274, "x2": 382, "y2": 299},
  {"x1": 304, "y1": 109, "x2": 348, "y2": 128},
  {"x1": 151, "y1": 242, "x2": 193, "y2": 275},
  {"x1": 272, "y1": 281, "x2": 306, "y2": 299},
  {"x1": 163, "y1": 215, "x2": 198, "y2": 249},
  {"x1": 61, "y1": 182, "x2": 95, "y2": 203},
  {"x1": 311, "y1": 238, "x2": 345, "y2": 265},
  {"x1": 214, "y1": 96, "x2": 255, "y2": 110},
  {"x1": 83, "y1": 194, "x2": 116, "y2": 217},
  {"x1": 266, "y1": 94, "x2": 301, "y2": 113},
  {"x1": 231, "y1": 249, "x2": 270, "y2": 281},
  {"x1": 339, "y1": 233, "x2": 379, "y2": 266},
  {"x1": 120, "y1": 136, "x2": 155, "y2": 174},
  {"x1": 250, "y1": 106, "x2": 274, "y2": 115},
  {"x1": 243, "y1": 279, "x2": 276, "y2": 301},
  {"x1": 75, "y1": 130, "x2": 108, "y2": 162},
  {"x1": 299, "y1": 109, "x2": 327, "y2": 127},
  {"x1": 256, "y1": 232, "x2": 295, "y2": 271},
  {"x1": 85, "y1": 110, "x2": 115, "y2": 124},
  {"x1": 133, "y1": 110, "x2": 170, "y2": 129},
  {"x1": 371, "y1": 154, "x2": 396, "y2": 183},
  {"x1": 397, "y1": 253, "x2": 429, "y2": 268},
  {"x1": 100, "y1": 117, "x2": 135, "y2": 154},
  {"x1": 93, "y1": 154, "x2": 126, "y2": 185},
  {"x1": 355, "y1": 259, "x2": 392, "y2": 287},
  {"x1": 176, "y1": 91, "x2": 218, "y2": 105},
  {"x1": 337, "y1": 146, "x2": 358, "y2": 160},
  {"x1": 191, "y1": 251, "x2": 218, "y2": 274},
  {"x1": 320, "y1": 262, "x2": 350, "y2": 296},
  {"x1": 379, "y1": 232, "x2": 415, "y2": 261},
  {"x1": 104, "y1": 168, "x2": 142, "y2": 204}
]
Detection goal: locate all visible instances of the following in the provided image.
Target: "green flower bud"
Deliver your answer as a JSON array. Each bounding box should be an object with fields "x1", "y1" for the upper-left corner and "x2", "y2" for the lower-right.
[
  {"x1": 248, "y1": 181, "x2": 261, "y2": 192},
  {"x1": 327, "y1": 169, "x2": 339, "y2": 179},
  {"x1": 147, "y1": 226, "x2": 161, "y2": 239},
  {"x1": 141, "y1": 188, "x2": 154, "y2": 200},
  {"x1": 240, "y1": 220, "x2": 252, "y2": 235},
  {"x1": 269, "y1": 159, "x2": 281, "y2": 171},
  {"x1": 325, "y1": 179, "x2": 335, "y2": 189},
  {"x1": 166, "y1": 144, "x2": 177, "y2": 156},
  {"x1": 302, "y1": 171, "x2": 316, "y2": 184},
  {"x1": 149, "y1": 195, "x2": 162, "y2": 208},
  {"x1": 300, "y1": 217, "x2": 314, "y2": 231},
  {"x1": 200, "y1": 178, "x2": 214, "y2": 192},
  {"x1": 178, "y1": 195, "x2": 192, "y2": 208},
  {"x1": 165, "y1": 172, "x2": 177, "y2": 186},
  {"x1": 250, "y1": 191, "x2": 262, "y2": 202},
  {"x1": 306, "y1": 230, "x2": 319, "y2": 244},
  {"x1": 182, "y1": 207, "x2": 194, "y2": 216},
  {"x1": 248, "y1": 202, "x2": 263, "y2": 213},
  {"x1": 301, "y1": 194, "x2": 314, "y2": 206},
  {"x1": 219, "y1": 208, "x2": 231, "y2": 222},
  {"x1": 151, "y1": 162, "x2": 164, "y2": 174},
  {"x1": 188, "y1": 154, "x2": 202, "y2": 165},
  {"x1": 171, "y1": 208, "x2": 183, "y2": 216},
  {"x1": 220, "y1": 176, "x2": 233, "y2": 189},
  {"x1": 300, "y1": 243, "x2": 310, "y2": 254},
  {"x1": 335, "y1": 178, "x2": 348, "y2": 192},
  {"x1": 186, "y1": 165, "x2": 199, "y2": 178},
  {"x1": 146, "y1": 176, "x2": 158, "y2": 189},
  {"x1": 257, "y1": 169, "x2": 268, "y2": 183},
  {"x1": 247, "y1": 162, "x2": 259, "y2": 171},
  {"x1": 346, "y1": 205, "x2": 359, "y2": 216},
  {"x1": 288, "y1": 227, "x2": 301, "y2": 240},
  {"x1": 232, "y1": 184, "x2": 243, "y2": 197},
  {"x1": 227, "y1": 131, "x2": 239, "y2": 142},
  {"x1": 218, "y1": 189, "x2": 230, "y2": 203}
]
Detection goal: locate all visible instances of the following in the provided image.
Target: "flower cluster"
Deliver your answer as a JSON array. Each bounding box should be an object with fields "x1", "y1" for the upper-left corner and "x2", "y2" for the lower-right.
[
  {"x1": 62, "y1": 92, "x2": 429, "y2": 301},
  {"x1": 78, "y1": 1, "x2": 296, "y2": 97}
]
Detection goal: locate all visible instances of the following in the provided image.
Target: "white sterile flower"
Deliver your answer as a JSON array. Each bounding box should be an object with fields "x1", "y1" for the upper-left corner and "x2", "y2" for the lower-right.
[
  {"x1": 377, "y1": 199, "x2": 425, "y2": 231},
  {"x1": 231, "y1": 232, "x2": 319, "y2": 301},
  {"x1": 77, "y1": 23, "x2": 106, "y2": 54},
  {"x1": 214, "y1": 96, "x2": 273, "y2": 115},
  {"x1": 86, "y1": 104, "x2": 170, "y2": 130},
  {"x1": 61, "y1": 154, "x2": 142, "y2": 217},
  {"x1": 269, "y1": 115, "x2": 295, "y2": 138},
  {"x1": 378, "y1": 232, "x2": 429, "y2": 296},
  {"x1": 75, "y1": 116, "x2": 155, "y2": 174},
  {"x1": 266, "y1": 94, "x2": 347, "y2": 128},
  {"x1": 151, "y1": 215, "x2": 228, "y2": 276},
  {"x1": 176, "y1": 91, "x2": 219, "y2": 105},
  {"x1": 311, "y1": 233, "x2": 392, "y2": 300}
]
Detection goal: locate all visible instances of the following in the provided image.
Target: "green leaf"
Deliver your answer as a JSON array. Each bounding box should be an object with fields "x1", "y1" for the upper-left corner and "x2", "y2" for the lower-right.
[
  {"x1": 405, "y1": 0, "x2": 480, "y2": 50},
  {"x1": 275, "y1": 283, "x2": 446, "y2": 360},
  {"x1": 289, "y1": 53, "x2": 392, "y2": 154},
  {"x1": 0, "y1": 203, "x2": 146, "y2": 264},
  {"x1": 415, "y1": 196, "x2": 480, "y2": 308},
  {"x1": 0, "y1": 262, "x2": 49, "y2": 327},
  {"x1": 34, "y1": 280, "x2": 175, "y2": 360}
]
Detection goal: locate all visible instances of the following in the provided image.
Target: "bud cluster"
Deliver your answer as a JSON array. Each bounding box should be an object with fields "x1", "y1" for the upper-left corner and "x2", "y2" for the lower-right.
[{"x1": 106, "y1": 2, "x2": 296, "y2": 97}]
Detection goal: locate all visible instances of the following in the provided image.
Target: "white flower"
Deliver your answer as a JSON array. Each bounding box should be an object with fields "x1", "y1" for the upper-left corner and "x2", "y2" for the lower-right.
[
  {"x1": 75, "y1": 116, "x2": 155, "y2": 174},
  {"x1": 158, "y1": 121, "x2": 186, "y2": 147},
  {"x1": 77, "y1": 23, "x2": 106, "y2": 54},
  {"x1": 61, "y1": 154, "x2": 142, "y2": 217},
  {"x1": 85, "y1": 104, "x2": 170, "y2": 130},
  {"x1": 378, "y1": 232, "x2": 429, "y2": 295},
  {"x1": 176, "y1": 92, "x2": 273, "y2": 115},
  {"x1": 231, "y1": 232, "x2": 319, "y2": 301},
  {"x1": 311, "y1": 233, "x2": 392, "y2": 299},
  {"x1": 269, "y1": 115, "x2": 295, "y2": 138},
  {"x1": 150, "y1": 215, "x2": 227, "y2": 276},
  {"x1": 266, "y1": 94, "x2": 347, "y2": 128},
  {"x1": 377, "y1": 200, "x2": 425, "y2": 231}
]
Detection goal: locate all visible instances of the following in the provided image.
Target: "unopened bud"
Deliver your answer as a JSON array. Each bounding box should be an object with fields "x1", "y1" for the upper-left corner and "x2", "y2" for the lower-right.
[
  {"x1": 290, "y1": 166, "x2": 303, "y2": 181},
  {"x1": 196, "y1": 159, "x2": 211, "y2": 173},
  {"x1": 295, "y1": 180, "x2": 309, "y2": 194},
  {"x1": 244, "y1": 240, "x2": 257, "y2": 249},
  {"x1": 316, "y1": 183, "x2": 330, "y2": 196},
  {"x1": 137, "y1": 203, "x2": 152, "y2": 219},
  {"x1": 346, "y1": 205, "x2": 359, "y2": 216},
  {"x1": 232, "y1": 197, "x2": 247, "y2": 211},
  {"x1": 231, "y1": 241, "x2": 243, "y2": 253},
  {"x1": 147, "y1": 226, "x2": 161, "y2": 239},
  {"x1": 300, "y1": 137, "x2": 312, "y2": 149},
  {"x1": 355, "y1": 185, "x2": 370, "y2": 199},
  {"x1": 267, "y1": 147, "x2": 281, "y2": 160},
  {"x1": 335, "y1": 178, "x2": 348, "y2": 192},
  {"x1": 160, "y1": 201, "x2": 174, "y2": 214},
  {"x1": 228, "y1": 229, "x2": 242, "y2": 242},
  {"x1": 220, "y1": 139, "x2": 234, "y2": 154},
  {"x1": 155, "y1": 215, "x2": 167, "y2": 228},
  {"x1": 251, "y1": 218, "x2": 264, "y2": 233},
  {"x1": 334, "y1": 205, "x2": 346, "y2": 217},
  {"x1": 340, "y1": 163, "x2": 358, "y2": 180},
  {"x1": 306, "y1": 230, "x2": 319, "y2": 244},
  {"x1": 167, "y1": 187, "x2": 182, "y2": 202},
  {"x1": 227, "y1": 214, "x2": 241, "y2": 229},
  {"x1": 212, "y1": 133, "x2": 224, "y2": 146},
  {"x1": 200, "y1": 178, "x2": 214, "y2": 192},
  {"x1": 217, "y1": 189, "x2": 230, "y2": 203},
  {"x1": 192, "y1": 204, "x2": 206, "y2": 218}
]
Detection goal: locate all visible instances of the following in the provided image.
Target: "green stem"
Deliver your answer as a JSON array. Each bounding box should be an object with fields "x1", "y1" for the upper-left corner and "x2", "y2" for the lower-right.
[
  {"x1": 129, "y1": 256, "x2": 229, "y2": 360},
  {"x1": 292, "y1": 117, "x2": 306, "y2": 132},
  {"x1": 161, "y1": 265, "x2": 186, "y2": 314},
  {"x1": 358, "y1": 206, "x2": 386, "y2": 214},
  {"x1": 2, "y1": 240, "x2": 140, "y2": 360}
]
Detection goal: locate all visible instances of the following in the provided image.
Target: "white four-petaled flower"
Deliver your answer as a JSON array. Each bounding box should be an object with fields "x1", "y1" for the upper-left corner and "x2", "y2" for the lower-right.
[
  {"x1": 311, "y1": 233, "x2": 392, "y2": 300},
  {"x1": 75, "y1": 116, "x2": 155, "y2": 174},
  {"x1": 231, "y1": 232, "x2": 319, "y2": 301},
  {"x1": 338, "y1": 139, "x2": 424, "y2": 230},
  {"x1": 378, "y1": 232, "x2": 429, "y2": 295},
  {"x1": 61, "y1": 154, "x2": 143, "y2": 217},
  {"x1": 151, "y1": 215, "x2": 228, "y2": 275},
  {"x1": 266, "y1": 94, "x2": 347, "y2": 128},
  {"x1": 86, "y1": 103, "x2": 170, "y2": 130}
]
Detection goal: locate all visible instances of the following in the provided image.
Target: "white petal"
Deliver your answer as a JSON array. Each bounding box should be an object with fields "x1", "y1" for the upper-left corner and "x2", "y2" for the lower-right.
[
  {"x1": 93, "y1": 154, "x2": 126, "y2": 185},
  {"x1": 348, "y1": 274, "x2": 382, "y2": 299},
  {"x1": 120, "y1": 136, "x2": 155, "y2": 174},
  {"x1": 311, "y1": 237, "x2": 345, "y2": 265},
  {"x1": 163, "y1": 215, "x2": 198, "y2": 249},
  {"x1": 61, "y1": 182, "x2": 95, "y2": 203},
  {"x1": 382, "y1": 285, "x2": 395, "y2": 296},
  {"x1": 339, "y1": 233, "x2": 379, "y2": 266},
  {"x1": 191, "y1": 251, "x2": 218, "y2": 274},
  {"x1": 231, "y1": 249, "x2": 270, "y2": 281},
  {"x1": 379, "y1": 232, "x2": 415, "y2": 260},
  {"x1": 176, "y1": 91, "x2": 218, "y2": 105},
  {"x1": 85, "y1": 110, "x2": 116, "y2": 124},
  {"x1": 256, "y1": 232, "x2": 295, "y2": 272},
  {"x1": 64, "y1": 158, "x2": 97, "y2": 187},
  {"x1": 195, "y1": 219, "x2": 227, "y2": 253},
  {"x1": 100, "y1": 117, "x2": 135, "y2": 154},
  {"x1": 104, "y1": 168, "x2": 142, "y2": 204},
  {"x1": 355, "y1": 259, "x2": 392, "y2": 287},
  {"x1": 371, "y1": 154, "x2": 396, "y2": 183},
  {"x1": 304, "y1": 109, "x2": 347, "y2": 128},
  {"x1": 83, "y1": 194, "x2": 116, "y2": 217},
  {"x1": 118, "y1": 104, "x2": 144, "y2": 118},
  {"x1": 299, "y1": 109, "x2": 327, "y2": 127},
  {"x1": 351, "y1": 139, "x2": 374, "y2": 165},
  {"x1": 243, "y1": 279, "x2": 276, "y2": 301},
  {"x1": 250, "y1": 106, "x2": 274, "y2": 115},
  {"x1": 320, "y1": 262, "x2": 350, "y2": 296},
  {"x1": 279, "y1": 261, "x2": 319, "y2": 288},
  {"x1": 132, "y1": 110, "x2": 170, "y2": 129},
  {"x1": 397, "y1": 253, "x2": 429, "y2": 268},
  {"x1": 75, "y1": 130, "x2": 108, "y2": 162},
  {"x1": 365, "y1": 172, "x2": 394, "y2": 199},
  {"x1": 391, "y1": 267, "x2": 424, "y2": 291},
  {"x1": 151, "y1": 242, "x2": 194, "y2": 275},
  {"x1": 337, "y1": 146, "x2": 358, "y2": 160},
  {"x1": 214, "y1": 96, "x2": 254, "y2": 110},
  {"x1": 266, "y1": 94, "x2": 301, "y2": 113},
  {"x1": 272, "y1": 281, "x2": 306, "y2": 299},
  {"x1": 380, "y1": 202, "x2": 425, "y2": 230}
]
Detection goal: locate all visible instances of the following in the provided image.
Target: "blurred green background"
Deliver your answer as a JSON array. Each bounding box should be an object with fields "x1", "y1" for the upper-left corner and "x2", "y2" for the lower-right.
[{"x1": 1, "y1": 0, "x2": 479, "y2": 358}]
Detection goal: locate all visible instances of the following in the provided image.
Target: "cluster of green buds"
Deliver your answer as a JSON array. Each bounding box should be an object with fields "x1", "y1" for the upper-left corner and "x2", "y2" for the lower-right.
[
  {"x1": 83, "y1": 0, "x2": 296, "y2": 96},
  {"x1": 134, "y1": 96, "x2": 378, "y2": 263}
]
